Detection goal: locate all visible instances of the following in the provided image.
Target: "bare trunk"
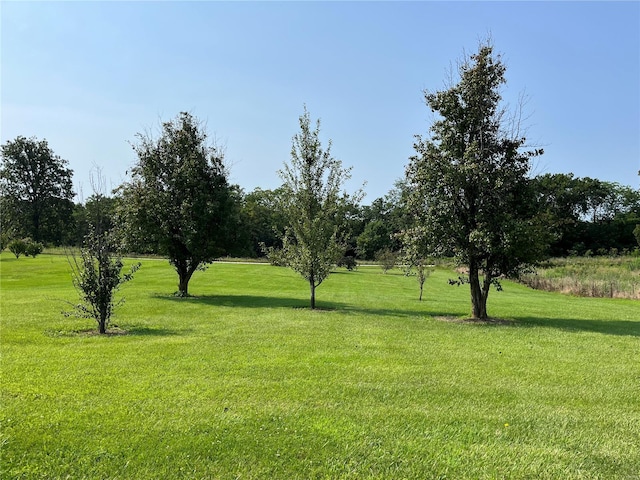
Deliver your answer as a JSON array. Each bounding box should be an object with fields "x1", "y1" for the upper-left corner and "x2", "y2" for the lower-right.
[
  {"x1": 469, "y1": 259, "x2": 488, "y2": 319},
  {"x1": 310, "y1": 279, "x2": 316, "y2": 309},
  {"x1": 177, "y1": 266, "x2": 196, "y2": 297},
  {"x1": 98, "y1": 313, "x2": 107, "y2": 334},
  {"x1": 419, "y1": 282, "x2": 424, "y2": 301}
]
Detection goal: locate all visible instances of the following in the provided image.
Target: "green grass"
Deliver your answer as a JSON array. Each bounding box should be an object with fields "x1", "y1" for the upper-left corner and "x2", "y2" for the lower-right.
[
  {"x1": 1, "y1": 253, "x2": 639, "y2": 479},
  {"x1": 519, "y1": 255, "x2": 640, "y2": 299}
]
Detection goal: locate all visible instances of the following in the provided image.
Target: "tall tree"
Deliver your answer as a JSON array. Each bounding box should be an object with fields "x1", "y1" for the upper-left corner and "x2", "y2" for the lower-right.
[
  {"x1": 116, "y1": 112, "x2": 235, "y2": 296},
  {"x1": 0, "y1": 136, "x2": 75, "y2": 244},
  {"x1": 270, "y1": 107, "x2": 361, "y2": 309},
  {"x1": 405, "y1": 42, "x2": 546, "y2": 319}
]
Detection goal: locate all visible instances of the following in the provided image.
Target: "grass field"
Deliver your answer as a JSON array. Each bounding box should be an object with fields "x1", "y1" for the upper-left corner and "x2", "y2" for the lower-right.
[{"x1": 1, "y1": 253, "x2": 639, "y2": 479}]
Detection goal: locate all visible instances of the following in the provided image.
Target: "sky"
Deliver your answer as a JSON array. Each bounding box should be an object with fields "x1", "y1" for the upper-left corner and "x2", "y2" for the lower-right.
[{"x1": 2, "y1": 1, "x2": 639, "y2": 203}]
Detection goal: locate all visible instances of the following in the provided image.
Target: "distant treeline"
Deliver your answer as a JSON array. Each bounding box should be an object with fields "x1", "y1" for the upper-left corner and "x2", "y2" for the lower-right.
[{"x1": 2, "y1": 145, "x2": 638, "y2": 259}]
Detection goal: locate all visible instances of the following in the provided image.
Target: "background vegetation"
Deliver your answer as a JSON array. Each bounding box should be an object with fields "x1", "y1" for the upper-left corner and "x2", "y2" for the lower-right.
[{"x1": 2, "y1": 253, "x2": 638, "y2": 479}]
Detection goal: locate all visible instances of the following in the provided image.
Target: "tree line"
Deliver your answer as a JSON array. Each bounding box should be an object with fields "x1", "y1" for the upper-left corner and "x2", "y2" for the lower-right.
[{"x1": 2, "y1": 41, "x2": 639, "y2": 323}]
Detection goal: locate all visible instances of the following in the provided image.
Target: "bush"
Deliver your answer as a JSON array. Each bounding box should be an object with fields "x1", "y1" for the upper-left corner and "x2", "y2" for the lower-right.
[
  {"x1": 25, "y1": 241, "x2": 44, "y2": 258},
  {"x1": 8, "y1": 238, "x2": 44, "y2": 258},
  {"x1": 8, "y1": 239, "x2": 27, "y2": 258},
  {"x1": 376, "y1": 248, "x2": 397, "y2": 274},
  {"x1": 0, "y1": 233, "x2": 7, "y2": 252},
  {"x1": 337, "y1": 255, "x2": 358, "y2": 271}
]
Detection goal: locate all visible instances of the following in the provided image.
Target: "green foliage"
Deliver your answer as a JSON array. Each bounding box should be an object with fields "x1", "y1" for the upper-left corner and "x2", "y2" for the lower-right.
[
  {"x1": 8, "y1": 238, "x2": 27, "y2": 258},
  {"x1": 0, "y1": 136, "x2": 75, "y2": 245},
  {"x1": 241, "y1": 187, "x2": 288, "y2": 257},
  {"x1": 336, "y1": 254, "x2": 358, "y2": 271},
  {"x1": 7, "y1": 238, "x2": 43, "y2": 258},
  {"x1": 24, "y1": 240, "x2": 44, "y2": 257},
  {"x1": 634, "y1": 224, "x2": 640, "y2": 247},
  {"x1": 116, "y1": 112, "x2": 236, "y2": 296},
  {"x1": 375, "y1": 248, "x2": 397, "y2": 273},
  {"x1": 357, "y1": 220, "x2": 392, "y2": 260},
  {"x1": 0, "y1": 233, "x2": 7, "y2": 251},
  {"x1": 66, "y1": 229, "x2": 140, "y2": 334},
  {"x1": 2, "y1": 256, "x2": 640, "y2": 479},
  {"x1": 271, "y1": 107, "x2": 362, "y2": 308},
  {"x1": 533, "y1": 173, "x2": 640, "y2": 255},
  {"x1": 406, "y1": 42, "x2": 546, "y2": 319}
]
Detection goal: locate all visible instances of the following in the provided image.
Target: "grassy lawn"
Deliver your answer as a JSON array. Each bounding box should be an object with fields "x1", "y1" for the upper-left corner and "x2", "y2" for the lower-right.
[{"x1": 1, "y1": 253, "x2": 639, "y2": 479}]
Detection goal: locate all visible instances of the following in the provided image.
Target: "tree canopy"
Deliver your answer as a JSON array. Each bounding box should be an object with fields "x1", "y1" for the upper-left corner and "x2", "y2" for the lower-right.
[
  {"x1": 116, "y1": 112, "x2": 236, "y2": 296},
  {"x1": 405, "y1": 42, "x2": 546, "y2": 319},
  {"x1": 270, "y1": 107, "x2": 362, "y2": 309},
  {"x1": 0, "y1": 136, "x2": 75, "y2": 244}
]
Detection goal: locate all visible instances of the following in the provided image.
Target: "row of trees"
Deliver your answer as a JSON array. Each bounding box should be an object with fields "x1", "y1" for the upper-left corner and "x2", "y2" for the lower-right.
[{"x1": 2, "y1": 41, "x2": 639, "y2": 320}]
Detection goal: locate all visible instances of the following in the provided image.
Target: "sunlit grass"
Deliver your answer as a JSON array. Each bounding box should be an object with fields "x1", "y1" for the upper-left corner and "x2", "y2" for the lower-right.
[{"x1": 1, "y1": 253, "x2": 639, "y2": 479}]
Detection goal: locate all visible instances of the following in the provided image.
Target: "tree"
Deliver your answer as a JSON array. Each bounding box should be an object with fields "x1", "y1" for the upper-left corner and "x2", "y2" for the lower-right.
[
  {"x1": 0, "y1": 136, "x2": 75, "y2": 244},
  {"x1": 66, "y1": 228, "x2": 140, "y2": 334},
  {"x1": 116, "y1": 112, "x2": 235, "y2": 296},
  {"x1": 634, "y1": 224, "x2": 640, "y2": 248},
  {"x1": 405, "y1": 42, "x2": 546, "y2": 319},
  {"x1": 270, "y1": 107, "x2": 361, "y2": 309}
]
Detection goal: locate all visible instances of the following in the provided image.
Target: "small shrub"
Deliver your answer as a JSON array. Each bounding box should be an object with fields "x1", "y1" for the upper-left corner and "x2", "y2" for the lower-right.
[
  {"x1": 8, "y1": 239, "x2": 27, "y2": 258},
  {"x1": 66, "y1": 229, "x2": 140, "y2": 334},
  {"x1": 0, "y1": 233, "x2": 8, "y2": 252},
  {"x1": 337, "y1": 255, "x2": 358, "y2": 271},
  {"x1": 25, "y1": 241, "x2": 44, "y2": 258},
  {"x1": 376, "y1": 248, "x2": 397, "y2": 274}
]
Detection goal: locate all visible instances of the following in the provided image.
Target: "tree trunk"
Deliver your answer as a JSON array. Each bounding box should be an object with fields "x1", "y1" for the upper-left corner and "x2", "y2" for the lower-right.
[
  {"x1": 469, "y1": 259, "x2": 488, "y2": 319},
  {"x1": 98, "y1": 313, "x2": 107, "y2": 334},
  {"x1": 177, "y1": 266, "x2": 195, "y2": 297},
  {"x1": 310, "y1": 281, "x2": 316, "y2": 309}
]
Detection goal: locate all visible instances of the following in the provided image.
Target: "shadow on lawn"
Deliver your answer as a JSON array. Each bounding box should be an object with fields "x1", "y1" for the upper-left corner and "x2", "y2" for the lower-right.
[
  {"x1": 152, "y1": 293, "x2": 640, "y2": 337},
  {"x1": 514, "y1": 316, "x2": 640, "y2": 337}
]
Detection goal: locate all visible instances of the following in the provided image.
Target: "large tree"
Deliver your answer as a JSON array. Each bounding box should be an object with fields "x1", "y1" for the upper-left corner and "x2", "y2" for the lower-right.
[
  {"x1": 405, "y1": 42, "x2": 546, "y2": 319},
  {"x1": 270, "y1": 107, "x2": 361, "y2": 309},
  {"x1": 0, "y1": 136, "x2": 75, "y2": 244},
  {"x1": 116, "y1": 112, "x2": 235, "y2": 296}
]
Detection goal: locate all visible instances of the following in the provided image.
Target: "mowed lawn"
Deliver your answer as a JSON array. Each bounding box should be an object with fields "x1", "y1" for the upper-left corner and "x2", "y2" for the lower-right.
[{"x1": 1, "y1": 253, "x2": 639, "y2": 479}]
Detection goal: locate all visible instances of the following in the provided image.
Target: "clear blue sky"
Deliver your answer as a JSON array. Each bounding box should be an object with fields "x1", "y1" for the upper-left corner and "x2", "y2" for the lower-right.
[{"x1": 2, "y1": 1, "x2": 639, "y2": 202}]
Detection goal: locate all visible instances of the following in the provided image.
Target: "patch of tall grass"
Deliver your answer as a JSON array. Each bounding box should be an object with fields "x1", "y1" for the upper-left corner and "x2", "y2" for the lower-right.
[{"x1": 519, "y1": 255, "x2": 640, "y2": 299}]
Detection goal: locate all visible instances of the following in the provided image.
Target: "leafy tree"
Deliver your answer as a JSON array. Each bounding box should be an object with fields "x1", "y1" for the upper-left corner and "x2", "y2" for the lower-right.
[
  {"x1": 405, "y1": 42, "x2": 546, "y2": 319},
  {"x1": 375, "y1": 248, "x2": 397, "y2": 274},
  {"x1": 634, "y1": 224, "x2": 640, "y2": 247},
  {"x1": 8, "y1": 238, "x2": 27, "y2": 258},
  {"x1": 0, "y1": 136, "x2": 75, "y2": 244},
  {"x1": 270, "y1": 107, "x2": 361, "y2": 309},
  {"x1": 116, "y1": 112, "x2": 235, "y2": 296},
  {"x1": 66, "y1": 228, "x2": 140, "y2": 334},
  {"x1": 241, "y1": 187, "x2": 288, "y2": 257}
]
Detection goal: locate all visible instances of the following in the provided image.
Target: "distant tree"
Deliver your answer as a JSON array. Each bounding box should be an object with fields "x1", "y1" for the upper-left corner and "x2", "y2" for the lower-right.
[
  {"x1": 66, "y1": 228, "x2": 140, "y2": 334},
  {"x1": 375, "y1": 248, "x2": 397, "y2": 274},
  {"x1": 269, "y1": 107, "x2": 362, "y2": 309},
  {"x1": 634, "y1": 224, "x2": 640, "y2": 247},
  {"x1": 357, "y1": 220, "x2": 393, "y2": 260},
  {"x1": 241, "y1": 187, "x2": 288, "y2": 257},
  {"x1": 0, "y1": 136, "x2": 75, "y2": 245},
  {"x1": 405, "y1": 42, "x2": 546, "y2": 319},
  {"x1": 116, "y1": 112, "x2": 235, "y2": 296}
]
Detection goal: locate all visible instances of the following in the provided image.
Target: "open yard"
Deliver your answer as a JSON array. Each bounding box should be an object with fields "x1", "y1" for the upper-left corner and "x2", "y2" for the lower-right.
[{"x1": 1, "y1": 253, "x2": 639, "y2": 479}]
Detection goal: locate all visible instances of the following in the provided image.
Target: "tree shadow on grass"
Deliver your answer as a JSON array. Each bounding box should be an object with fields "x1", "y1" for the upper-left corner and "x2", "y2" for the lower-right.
[
  {"x1": 513, "y1": 316, "x2": 640, "y2": 337},
  {"x1": 151, "y1": 294, "x2": 640, "y2": 337},
  {"x1": 126, "y1": 326, "x2": 185, "y2": 336},
  {"x1": 153, "y1": 293, "x2": 335, "y2": 310}
]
